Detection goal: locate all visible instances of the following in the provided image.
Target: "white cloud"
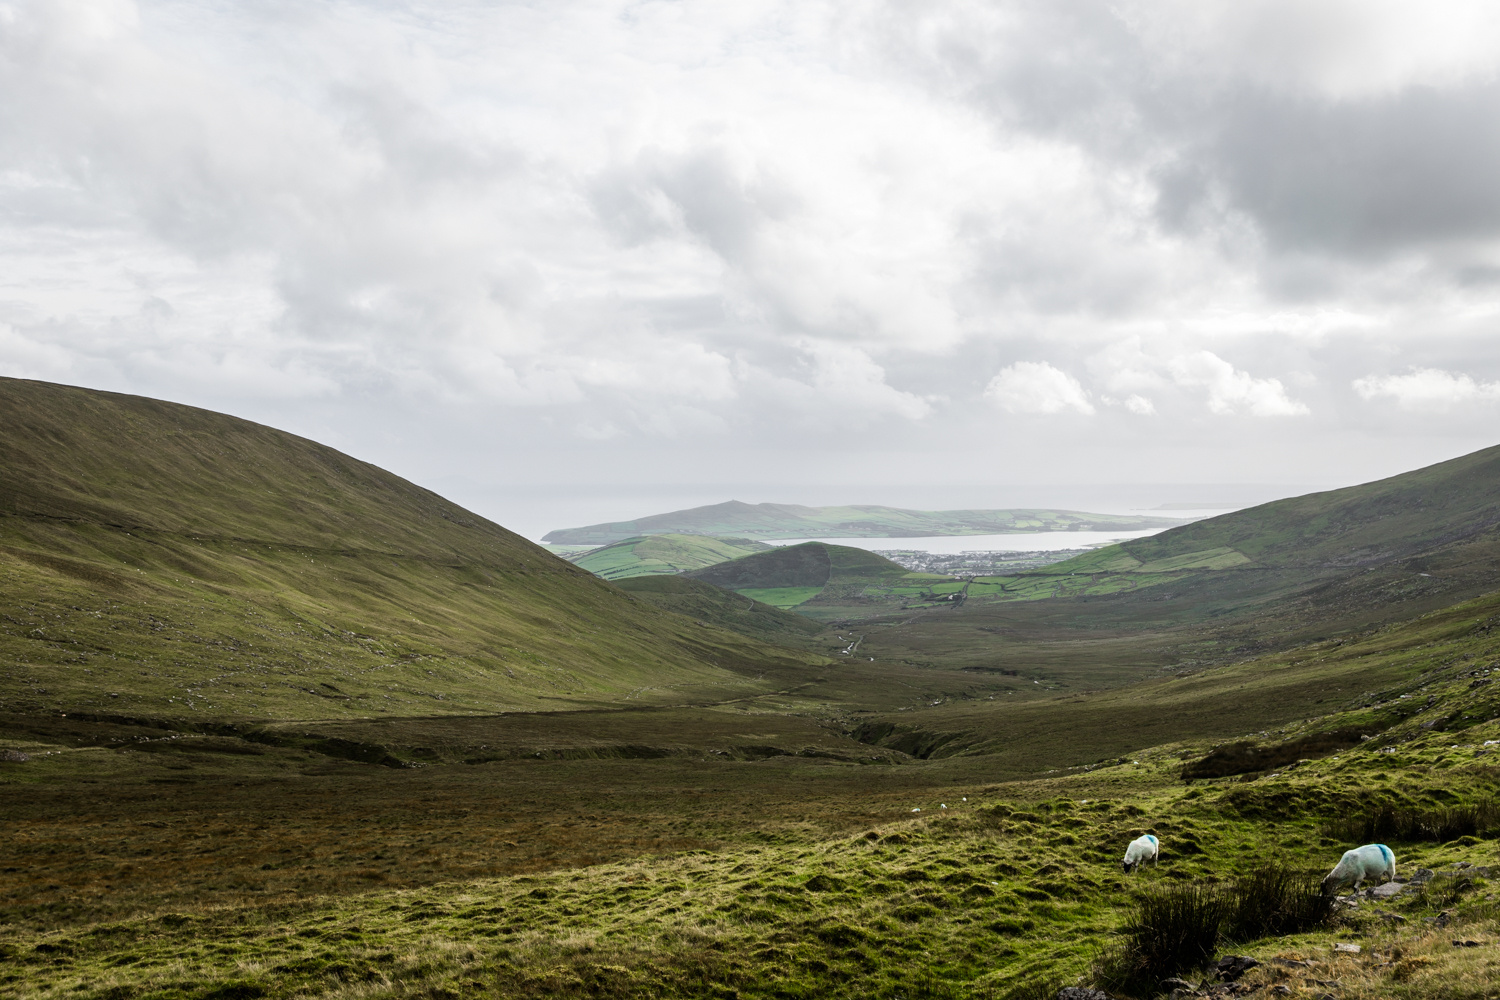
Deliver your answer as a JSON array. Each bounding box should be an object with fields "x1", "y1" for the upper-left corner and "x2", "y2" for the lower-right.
[
  {"x1": 1168, "y1": 351, "x2": 1309, "y2": 416},
  {"x1": 1353, "y1": 367, "x2": 1500, "y2": 410},
  {"x1": 796, "y1": 341, "x2": 933, "y2": 421},
  {"x1": 1, "y1": 0, "x2": 1499, "y2": 501},
  {"x1": 985, "y1": 361, "x2": 1095, "y2": 415}
]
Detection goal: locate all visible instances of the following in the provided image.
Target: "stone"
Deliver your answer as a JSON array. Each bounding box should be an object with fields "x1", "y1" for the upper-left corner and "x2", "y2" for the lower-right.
[
  {"x1": 1366, "y1": 881, "x2": 1408, "y2": 899},
  {"x1": 1056, "y1": 989, "x2": 1112, "y2": 1000},
  {"x1": 1452, "y1": 939, "x2": 1481, "y2": 948},
  {"x1": 1212, "y1": 955, "x2": 1260, "y2": 981},
  {"x1": 1410, "y1": 867, "x2": 1435, "y2": 884},
  {"x1": 1333, "y1": 942, "x2": 1361, "y2": 954}
]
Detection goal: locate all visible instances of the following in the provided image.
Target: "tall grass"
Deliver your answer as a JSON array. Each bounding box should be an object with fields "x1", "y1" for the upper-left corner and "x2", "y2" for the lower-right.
[
  {"x1": 1321, "y1": 799, "x2": 1500, "y2": 844},
  {"x1": 1093, "y1": 865, "x2": 1333, "y2": 997}
]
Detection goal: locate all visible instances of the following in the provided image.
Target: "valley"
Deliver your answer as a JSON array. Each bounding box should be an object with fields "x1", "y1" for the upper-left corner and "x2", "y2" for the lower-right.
[{"x1": 4, "y1": 376, "x2": 1500, "y2": 1000}]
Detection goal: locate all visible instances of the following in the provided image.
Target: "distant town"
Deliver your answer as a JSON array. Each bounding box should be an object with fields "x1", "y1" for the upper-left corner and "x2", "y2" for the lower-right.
[{"x1": 872, "y1": 548, "x2": 1088, "y2": 576}]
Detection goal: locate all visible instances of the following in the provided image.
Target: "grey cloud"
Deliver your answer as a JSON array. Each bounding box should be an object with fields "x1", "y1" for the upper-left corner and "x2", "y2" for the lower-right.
[{"x1": 893, "y1": 1, "x2": 1500, "y2": 269}]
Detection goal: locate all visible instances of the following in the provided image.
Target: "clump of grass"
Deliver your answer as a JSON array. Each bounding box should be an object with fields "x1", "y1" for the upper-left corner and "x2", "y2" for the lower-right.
[
  {"x1": 1223, "y1": 865, "x2": 1332, "y2": 940},
  {"x1": 1321, "y1": 799, "x2": 1500, "y2": 844},
  {"x1": 1093, "y1": 865, "x2": 1333, "y2": 996}
]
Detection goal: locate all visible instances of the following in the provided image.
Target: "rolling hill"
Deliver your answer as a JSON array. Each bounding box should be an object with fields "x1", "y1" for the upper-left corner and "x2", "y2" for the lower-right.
[
  {"x1": 683, "y1": 541, "x2": 961, "y2": 619},
  {"x1": 542, "y1": 500, "x2": 1189, "y2": 546},
  {"x1": 566, "y1": 533, "x2": 773, "y2": 580},
  {"x1": 852, "y1": 441, "x2": 1500, "y2": 678},
  {"x1": 0, "y1": 378, "x2": 831, "y2": 721}
]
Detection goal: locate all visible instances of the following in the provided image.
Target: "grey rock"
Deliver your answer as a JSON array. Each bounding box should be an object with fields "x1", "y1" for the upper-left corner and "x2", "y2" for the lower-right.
[
  {"x1": 0, "y1": 749, "x2": 28, "y2": 763},
  {"x1": 1410, "y1": 867, "x2": 1435, "y2": 884},
  {"x1": 1366, "y1": 881, "x2": 1408, "y2": 899},
  {"x1": 1056, "y1": 989, "x2": 1112, "y2": 1000}
]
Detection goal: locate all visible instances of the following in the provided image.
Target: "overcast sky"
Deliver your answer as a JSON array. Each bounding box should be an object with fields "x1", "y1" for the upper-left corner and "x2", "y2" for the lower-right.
[{"x1": 4, "y1": 1, "x2": 1500, "y2": 537}]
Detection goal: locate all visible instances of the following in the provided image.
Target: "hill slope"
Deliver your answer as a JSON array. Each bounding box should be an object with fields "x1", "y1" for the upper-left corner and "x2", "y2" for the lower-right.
[
  {"x1": 683, "y1": 542, "x2": 958, "y2": 619},
  {"x1": 0, "y1": 378, "x2": 829, "y2": 720},
  {"x1": 543, "y1": 500, "x2": 1188, "y2": 545},
  {"x1": 611, "y1": 576, "x2": 825, "y2": 647},
  {"x1": 852, "y1": 442, "x2": 1500, "y2": 678},
  {"x1": 566, "y1": 534, "x2": 773, "y2": 580}
]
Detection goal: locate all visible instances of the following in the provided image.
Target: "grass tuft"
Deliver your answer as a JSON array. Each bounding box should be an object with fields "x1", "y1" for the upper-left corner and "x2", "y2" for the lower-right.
[
  {"x1": 1321, "y1": 798, "x2": 1500, "y2": 844},
  {"x1": 1093, "y1": 864, "x2": 1333, "y2": 996}
]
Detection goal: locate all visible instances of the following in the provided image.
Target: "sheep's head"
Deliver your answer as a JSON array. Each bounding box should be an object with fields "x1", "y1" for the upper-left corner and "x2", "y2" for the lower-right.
[{"x1": 1122, "y1": 860, "x2": 1136, "y2": 874}]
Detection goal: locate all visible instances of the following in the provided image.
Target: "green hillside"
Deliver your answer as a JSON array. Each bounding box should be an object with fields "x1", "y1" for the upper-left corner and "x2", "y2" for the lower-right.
[
  {"x1": 684, "y1": 542, "x2": 956, "y2": 618},
  {"x1": 612, "y1": 576, "x2": 825, "y2": 647},
  {"x1": 565, "y1": 533, "x2": 772, "y2": 580},
  {"x1": 543, "y1": 500, "x2": 1188, "y2": 545},
  {"x1": 851, "y1": 441, "x2": 1500, "y2": 680},
  {"x1": 0, "y1": 378, "x2": 831, "y2": 720}
]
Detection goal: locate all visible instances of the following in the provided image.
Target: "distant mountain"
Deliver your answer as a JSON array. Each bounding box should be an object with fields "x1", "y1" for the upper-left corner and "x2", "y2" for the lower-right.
[
  {"x1": 543, "y1": 500, "x2": 1189, "y2": 546},
  {"x1": 0, "y1": 378, "x2": 828, "y2": 720},
  {"x1": 567, "y1": 534, "x2": 773, "y2": 580},
  {"x1": 684, "y1": 541, "x2": 959, "y2": 620}
]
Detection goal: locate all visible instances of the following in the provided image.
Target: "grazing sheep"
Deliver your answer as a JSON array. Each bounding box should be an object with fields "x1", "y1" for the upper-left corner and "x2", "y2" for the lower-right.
[
  {"x1": 1122, "y1": 834, "x2": 1159, "y2": 873},
  {"x1": 1322, "y1": 843, "x2": 1395, "y2": 895}
]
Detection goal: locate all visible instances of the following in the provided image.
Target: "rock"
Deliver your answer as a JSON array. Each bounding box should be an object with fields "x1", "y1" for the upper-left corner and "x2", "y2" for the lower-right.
[
  {"x1": 1410, "y1": 867, "x2": 1435, "y2": 885},
  {"x1": 1452, "y1": 939, "x2": 1481, "y2": 948},
  {"x1": 0, "y1": 749, "x2": 28, "y2": 763},
  {"x1": 1056, "y1": 989, "x2": 1112, "y2": 1000},
  {"x1": 1161, "y1": 977, "x2": 1198, "y2": 996},
  {"x1": 1333, "y1": 942, "x2": 1361, "y2": 954},
  {"x1": 1366, "y1": 881, "x2": 1408, "y2": 899},
  {"x1": 1213, "y1": 955, "x2": 1260, "y2": 981}
]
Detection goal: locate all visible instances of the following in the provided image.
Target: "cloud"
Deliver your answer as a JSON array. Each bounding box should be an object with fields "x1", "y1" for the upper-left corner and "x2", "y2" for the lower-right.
[
  {"x1": 1167, "y1": 351, "x2": 1309, "y2": 416},
  {"x1": 795, "y1": 341, "x2": 933, "y2": 421},
  {"x1": 1353, "y1": 368, "x2": 1500, "y2": 410},
  {"x1": 985, "y1": 361, "x2": 1095, "y2": 415},
  {"x1": 0, "y1": 0, "x2": 1498, "y2": 503}
]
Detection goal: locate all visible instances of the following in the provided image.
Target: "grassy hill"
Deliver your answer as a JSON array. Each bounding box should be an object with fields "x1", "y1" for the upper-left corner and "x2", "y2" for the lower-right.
[
  {"x1": 543, "y1": 500, "x2": 1188, "y2": 546},
  {"x1": 848, "y1": 442, "x2": 1500, "y2": 679},
  {"x1": 683, "y1": 542, "x2": 961, "y2": 619},
  {"x1": 565, "y1": 534, "x2": 773, "y2": 580},
  {"x1": 0, "y1": 378, "x2": 832, "y2": 721},
  {"x1": 612, "y1": 576, "x2": 825, "y2": 648}
]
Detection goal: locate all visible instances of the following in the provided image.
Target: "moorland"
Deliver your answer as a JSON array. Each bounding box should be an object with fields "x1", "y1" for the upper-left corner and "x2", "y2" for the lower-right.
[{"x1": 4, "y1": 375, "x2": 1500, "y2": 1000}]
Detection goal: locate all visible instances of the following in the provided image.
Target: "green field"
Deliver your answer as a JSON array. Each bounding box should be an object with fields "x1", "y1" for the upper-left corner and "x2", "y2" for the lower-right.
[
  {"x1": 544, "y1": 501, "x2": 1190, "y2": 546},
  {"x1": 565, "y1": 534, "x2": 774, "y2": 581}
]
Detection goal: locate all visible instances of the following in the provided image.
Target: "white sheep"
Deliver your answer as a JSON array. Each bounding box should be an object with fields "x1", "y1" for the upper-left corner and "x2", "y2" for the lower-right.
[
  {"x1": 1122, "y1": 834, "x2": 1159, "y2": 873},
  {"x1": 1322, "y1": 843, "x2": 1395, "y2": 895}
]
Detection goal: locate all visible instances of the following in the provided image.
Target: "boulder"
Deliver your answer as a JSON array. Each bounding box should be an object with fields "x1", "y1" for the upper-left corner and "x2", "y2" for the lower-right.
[
  {"x1": 1212, "y1": 955, "x2": 1260, "y2": 981},
  {"x1": 1366, "y1": 881, "x2": 1408, "y2": 899},
  {"x1": 1410, "y1": 868, "x2": 1435, "y2": 885}
]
